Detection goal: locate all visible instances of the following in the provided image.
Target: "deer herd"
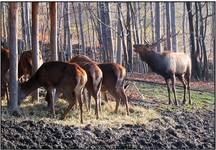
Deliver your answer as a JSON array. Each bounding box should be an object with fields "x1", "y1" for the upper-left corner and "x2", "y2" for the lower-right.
[{"x1": 1, "y1": 40, "x2": 192, "y2": 124}]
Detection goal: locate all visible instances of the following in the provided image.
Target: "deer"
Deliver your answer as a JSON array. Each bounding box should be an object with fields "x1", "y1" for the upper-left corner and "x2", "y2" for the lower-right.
[
  {"x1": 18, "y1": 61, "x2": 88, "y2": 123},
  {"x1": 65, "y1": 55, "x2": 130, "y2": 115},
  {"x1": 133, "y1": 42, "x2": 192, "y2": 106},
  {"x1": 69, "y1": 56, "x2": 103, "y2": 119},
  {"x1": 1, "y1": 48, "x2": 10, "y2": 104},
  {"x1": 18, "y1": 50, "x2": 43, "y2": 82}
]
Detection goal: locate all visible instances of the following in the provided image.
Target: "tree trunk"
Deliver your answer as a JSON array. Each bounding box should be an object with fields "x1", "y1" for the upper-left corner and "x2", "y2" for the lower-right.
[
  {"x1": 150, "y1": 3, "x2": 154, "y2": 42},
  {"x1": 127, "y1": 2, "x2": 133, "y2": 71},
  {"x1": 182, "y1": 3, "x2": 186, "y2": 53},
  {"x1": 116, "y1": 3, "x2": 122, "y2": 64},
  {"x1": 155, "y1": 2, "x2": 161, "y2": 52},
  {"x1": 50, "y1": 2, "x2": 58, "y2": 61},
  {"x1": 170, "y1": 2, "x2": 178, "y2": 51},
  {"x1": 8, "y1": 3, "x2": 19, "y2": 109},
  {"x1": 21, "y1": 3, "x2": 27, "y2": 50},
  {"x1": 78, "y1": 3, "x2": 85, "y2": 54},
  {"x1": 143, "y1": 3, "x2": 147, "y2": 41},
  {"x1": 72, "y1": 3, "x2": 79, "y2": 44},
  {"x1": 213, "y1": 2, "x2": 216, "y2": 86},
  {"x1": 186, "y1": 2, "x2": 199, "y2": 79},
  {"x1": 166, "y1": 3, "x2": 171, "y2": 50},
  {"x1": 25, "y1": 3, "x2": 31, "y2": 49},
  {"x1": 32, "y1": 2, "x2": 40, "y2": 102}
]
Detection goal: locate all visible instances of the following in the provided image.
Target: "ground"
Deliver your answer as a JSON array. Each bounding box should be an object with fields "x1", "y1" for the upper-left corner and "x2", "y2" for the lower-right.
[{"x1": 1, "y1": 73, "x2": 215, "y2": 149}]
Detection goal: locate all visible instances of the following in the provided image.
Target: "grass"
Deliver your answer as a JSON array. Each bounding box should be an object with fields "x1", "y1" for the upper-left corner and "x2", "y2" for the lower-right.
[
  {"x1": 136, "y1": 82, "x2": 214, "y2": 111},
  {"x1": 1, "y1": 81, "x2": 214, "y2": 127},
  {"x1": 1, "y1": 94, "x2": 160, "y2": 127}
]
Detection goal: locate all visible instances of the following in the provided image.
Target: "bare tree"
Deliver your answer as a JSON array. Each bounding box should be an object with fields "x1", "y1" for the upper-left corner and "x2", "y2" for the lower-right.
[
  {"x1": 155, "y1": 2, "x2": 161, "y2": 52},
  {"x1": 78, "y1": 3, "x2": 85, "y2": 54},
  {"x1": 186, "y1": 2, "x2": 199, "y2": 79},
  {"x1": 166, "y1": 2, "x2": 171, "y2": 50},
  {"x1": 8, "y1": 3, "x2": 19, "y2": 110},
  {"x1": 150, "y1": 3, "x2": 154, "y2": 42},
  {"x1": 116, "y1": 3, "x2": 122, "y2": 64},
  {"x1": 182, "y1": 3, "x2": 186, "y2": 52},
  {"x1": 170, "y1": 2, "x2": 178, "y2": 51},
  {"x1": 63, "y1": 2, "x2": 72, "y2": 60},
  {"x1": 127, "y1": 2, "x2": 133, "y2": 71},
  {"x1": 50, "y1": 2, "x2": 58, "y2": 61},
  {"x1": 32, "y1": 2, "x2": 40, "y2": 102}
]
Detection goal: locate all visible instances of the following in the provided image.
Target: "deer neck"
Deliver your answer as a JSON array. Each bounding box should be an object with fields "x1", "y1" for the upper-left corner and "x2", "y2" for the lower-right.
[{"x1": 140, "y1": 51, "x2": 162, "y2": 72}]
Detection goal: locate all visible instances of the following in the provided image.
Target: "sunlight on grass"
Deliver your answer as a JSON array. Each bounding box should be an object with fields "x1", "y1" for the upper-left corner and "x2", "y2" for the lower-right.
[{"x1": 1, "y1": 95, "x2": 160, "y2": 127}]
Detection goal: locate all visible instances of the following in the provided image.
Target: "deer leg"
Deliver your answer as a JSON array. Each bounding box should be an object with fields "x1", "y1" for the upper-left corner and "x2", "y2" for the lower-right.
[
  {"x1": 82, "y1": 89, "x2": 89, "y2": 111},
  {"x1": 165, "y1": 79, "x2": 172, "y2": 105},
  {"x1": 171, "y1": 75, "x2": 178, "y2": 106},
  {"x1": 87, "y1": 90, "x2": 92, "y2": 112},
  {"x1": 119, "y1": 88, "x2": 129, "y2": 115},
  {"x1": 186, "y1": 75, "x2": 191, "y2": 105},
  {"x1": 77, "y1": 93, "x2": 83, "y2": 124},
  {"x1": 178, "y1": 75, "x2": 187, "y2": 105},
  {"x1": 103, "y1": 91, "x2": 109, "y2": 102},
  {"x1": 47, "y1": 88, "x2": 56, "y2": 117},
  {"x1": 60, "y1": 100, "x2": 76, "y2": 120},
  {"x1": 92, "y1": 92, "x2": 99, "y2": 119},
  {"x1": 98, "y1": 92, "x2": 102, "y2": 112}
]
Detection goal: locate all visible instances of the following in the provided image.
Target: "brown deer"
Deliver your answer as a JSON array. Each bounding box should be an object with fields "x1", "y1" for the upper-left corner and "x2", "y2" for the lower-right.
[
  {"x1": 66, "y1": 55, "x2": 129, "y2": 115},
  {"x1": 133, "y1": 43, "x2": 191, "y2": 105},
  {"x1": 1, "y1": 48, "x2": 10, "y2": 103},
  {"x1": 18, "y1": 50, "x2": 43, "y2": 82},
  {"x1": 69, "y1": 56, "x2": 103, "y2": 119},
  {"x1": 18, "y1": 61, "x2": 87, "y2": 123}
]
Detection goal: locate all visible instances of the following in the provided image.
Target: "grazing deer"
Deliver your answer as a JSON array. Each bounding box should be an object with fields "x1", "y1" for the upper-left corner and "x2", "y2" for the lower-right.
[
  {"x1": 69, "y1": 56, "x2": 103, "y2": 119},
  {"x1": 18, "y1": 50, "x2": 43, "y2": 82},
  {"x1": 133, "y1": 43, "x2": 191, "y2": 105},
  {"x1": 67, "y1": 55, "x2": 129, "y2": 115},
  {"x1": 1, "y1": 48, "x2": 10, "y2": 103},
  {"x1": 18, "y1": 61, "x2": 87, "y2": 123}
]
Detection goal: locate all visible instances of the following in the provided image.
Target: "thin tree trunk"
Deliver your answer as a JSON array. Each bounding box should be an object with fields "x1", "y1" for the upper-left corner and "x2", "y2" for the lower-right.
[
  {"x1": 32, "y1": 2, "x2": 40, "y2": 102},
  {"x1": 21, "y1": 3, "x2": 27, "y2": 50},
  {"x1": 25, "y1": 3, "x2": 31, "y2": 49},
  {"x1": 182, "y1": 3, "x2": 186, "y2": 53},
  {"x1": 143, "y1": 3, "x2": 147, "y2": 40},
  {"x1": 155, "y1": 2, "x2": 161, "y2": 52},
  {"x1": 186, "y1": 2, "x2": 199, "y2": 79},
  {"x1": 78, "y1": 3, "x2": 85, "y2": 54},
  {"x1": 8, "y1": 3, "x2": 19, "y2": 109},
  {"x1": 150, "y1": 3, "x2": 154, "y2": 42},
  {"x1": 127, "y1": 2, "x2": 133, "y2": 71},
  {"x1": 50, "y1": 2, "x2": 58, "y2": 61},
  {"x1": 116, "y1": 3, "x2": 122, "y2": 64},
  {"x1": 72, "y1": 3, "x2": 79, "y2": 44},
  {"x1": 166, "y1": 2, "x2": 171, "y2": 50},
  {"x1": 170, "y1": 2, "x2": 178, "y2": 51}
]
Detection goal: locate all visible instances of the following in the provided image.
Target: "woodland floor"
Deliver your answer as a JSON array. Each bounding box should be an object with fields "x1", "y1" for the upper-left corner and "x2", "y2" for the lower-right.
[{"x1": 1, "y1": 73, "x2": 215, "y2": 149}]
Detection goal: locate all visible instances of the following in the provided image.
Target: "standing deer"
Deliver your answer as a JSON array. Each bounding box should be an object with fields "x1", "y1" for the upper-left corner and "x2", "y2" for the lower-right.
[
  {"x1": 133, "y1": 43, "x2": 192, "y2": 105},
  {"x1": 18, "y1": 61, "x2": 87, "y2": 123},
  {"x1": 67, "y1": 55, "x2": 129, "y2": 115},
  {"x1": 18, "y1": 50, "x2": 43, "y2": 82},
  {"x1": 69, "y1": 56, "x2": 103, "y2": 119},
  {"x1": 1, "y1": 48, "x2": 10, "y2": 103}
]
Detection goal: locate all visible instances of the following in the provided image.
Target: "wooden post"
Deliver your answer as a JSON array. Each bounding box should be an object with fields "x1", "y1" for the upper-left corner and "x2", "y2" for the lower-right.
[
  {"x1": 8, "y1": 3, "x2": 19, "y2": 109},
  {"x1": 32, "y1": 2, "x2": 40, "y2": 102},
  {"x1": 50, "y1": 2, "x2": 58, "y2": 61}
]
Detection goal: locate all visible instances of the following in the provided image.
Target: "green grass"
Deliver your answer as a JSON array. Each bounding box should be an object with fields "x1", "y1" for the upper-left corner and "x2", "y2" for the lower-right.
[{"x1": 136, "y1": 82, "x2": 214, "y2": 111}]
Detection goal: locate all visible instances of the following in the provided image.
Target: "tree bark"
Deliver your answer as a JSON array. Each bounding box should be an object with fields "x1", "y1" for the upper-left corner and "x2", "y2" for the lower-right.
[
  {"x1": 186, "y1": 2, "x2": 199, "y2": 79},
  {"x1": 166, "y1": 3, "x2": 171, "y2": 50},
  {"x1": 78, "y1": 3, "x2": 85, "y2": 54},
  {"x1": 50, "y1": 2, "x2": 58, "y2": 61},
  {"x1": 127, "y1": 2, "x2": 133, "y2": 71},
  {"x1": 32, "y1": 2, "x2": 40, "y2": 102},
  {"x1": 116, "y1": 3, "x2": 122, "y2": 64},
  {"x1": 155, "y1": 2, "x2": 161, "y2": 52},
  {"x1": 182, "y1": 3, "x2": 186, "y2": 53},
  {"x1": 170, "y1": 2, "x2": 178, "y2": 51},
  {"x1": 8, "y1": 3, "x2": 19, "y2": 109},
  {"x1": 150, "y1": 3, "x2": 154, "y2": 42}
]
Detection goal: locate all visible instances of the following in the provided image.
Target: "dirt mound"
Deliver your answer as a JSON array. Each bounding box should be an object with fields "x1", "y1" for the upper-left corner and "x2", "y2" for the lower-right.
[{"x1": 1, "y1": 110, "x2": 214, "y2": 149}]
